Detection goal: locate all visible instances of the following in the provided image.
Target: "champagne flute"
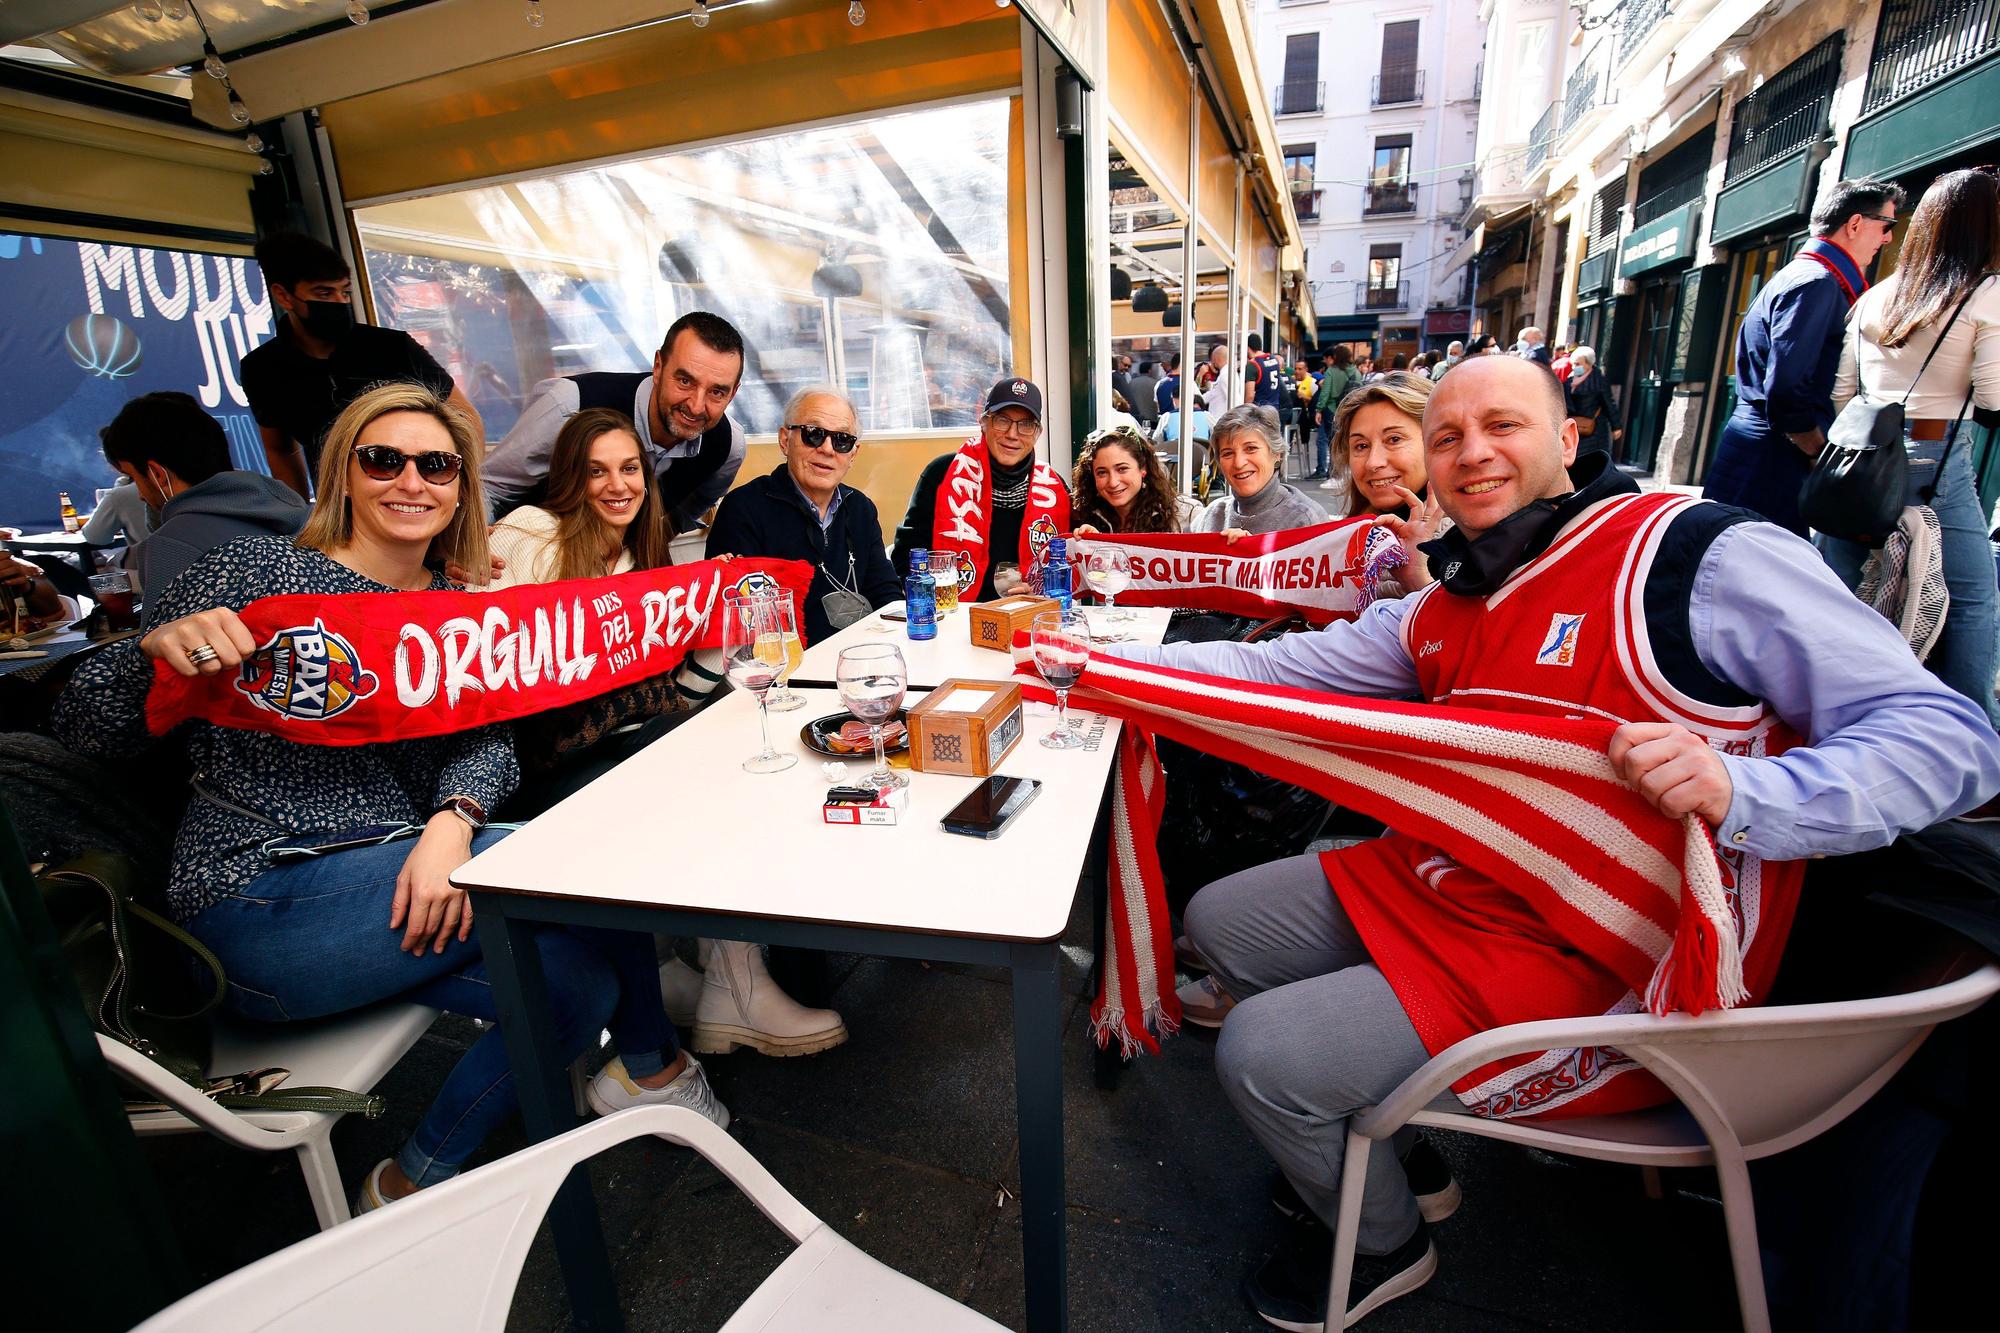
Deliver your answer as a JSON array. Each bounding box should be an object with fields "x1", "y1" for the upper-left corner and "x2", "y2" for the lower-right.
[
  {"x1": 1031, "y1": 610, "x2": 1091, "y2": 750},
  {"x1": 758, "y1": 590, "x2": 807, "y2": 713},
  {"x1": 1081, "y1": 549, "x2": 1133, "y2": 641},
  {"x1": 723, "y1": 594, "x2": 797, "y2": 774},
  {"x1": 836, "y1": 642, "x2": 909, "y2": 791}
]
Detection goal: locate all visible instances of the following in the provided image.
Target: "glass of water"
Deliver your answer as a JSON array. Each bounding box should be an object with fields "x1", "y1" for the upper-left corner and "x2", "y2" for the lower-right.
[
  {"x1": 1031, "y1": 610, "x2": 1091, "y2": 750},
  {"x1": 836, "y1": 642, "x2": 909, "y2": 791}
]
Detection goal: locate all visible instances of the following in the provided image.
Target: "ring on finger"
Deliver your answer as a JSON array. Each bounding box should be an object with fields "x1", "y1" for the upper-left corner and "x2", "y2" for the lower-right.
[{"x1": 186, "y1": 642, "x2": 221, "y2": 666}]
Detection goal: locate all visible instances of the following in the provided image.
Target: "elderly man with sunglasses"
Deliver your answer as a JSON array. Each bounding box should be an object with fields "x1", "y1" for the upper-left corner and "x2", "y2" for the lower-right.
[{"x1": 706, "y1": 385, "x2": 901, "y2": 645}]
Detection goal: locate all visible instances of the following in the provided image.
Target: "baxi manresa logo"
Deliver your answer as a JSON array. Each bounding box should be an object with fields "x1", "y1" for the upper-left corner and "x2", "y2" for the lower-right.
[
  {"x1": 729, "y1": 570, "x2": 780, "y2": 600},
  {"x1": 235, "y1": 620, "x2": 380, "y2": 722}
]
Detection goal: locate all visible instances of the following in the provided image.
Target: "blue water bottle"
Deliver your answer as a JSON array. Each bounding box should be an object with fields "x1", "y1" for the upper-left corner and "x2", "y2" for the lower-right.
[
  {"x1": 1042, "y1": 536, "x2": 1072, "y2": 613},
  {"x1": 905, "y1": 547, "x2": 938, "y2": 641}
]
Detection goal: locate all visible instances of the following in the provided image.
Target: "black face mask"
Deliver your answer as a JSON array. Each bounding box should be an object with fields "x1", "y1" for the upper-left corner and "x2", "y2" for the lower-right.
[
  {"x1": 1419, "y1": 451, "x2": 1630, "y2": 597},
  {"x1": 295, "y1": 298, "x2": 355, "y2": 343},
  {"x1": 1421, "y1": 496, "x2": 1569, "y2": 597}
]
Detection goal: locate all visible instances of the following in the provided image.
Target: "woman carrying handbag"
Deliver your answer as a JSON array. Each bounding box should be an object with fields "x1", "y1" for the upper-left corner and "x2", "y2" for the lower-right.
[
  {"x1": 1562, "y1": 346, "x2": 1618, "y2": 448},
  {"x1": 1824, "y1": 168, "x2": 2000, "y2": 727}
]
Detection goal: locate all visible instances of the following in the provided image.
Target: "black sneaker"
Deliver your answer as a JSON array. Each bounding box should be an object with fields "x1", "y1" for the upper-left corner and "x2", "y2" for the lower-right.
[
  {"x1": 1242, "y1": 1220, "x2": 1437, "y2": 1331},
  {"x1": 1268, "y1": 1138, "x2": 1461, "y2": 1228}
]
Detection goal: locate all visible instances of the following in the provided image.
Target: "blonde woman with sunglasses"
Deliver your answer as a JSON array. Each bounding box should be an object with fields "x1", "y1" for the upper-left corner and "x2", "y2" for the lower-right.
[{"x1": 54, "y1": 383, "x2": 727, "y2": 1214}]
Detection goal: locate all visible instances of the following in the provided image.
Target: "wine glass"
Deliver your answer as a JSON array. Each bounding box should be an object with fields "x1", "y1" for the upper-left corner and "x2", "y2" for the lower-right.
[
  {"x1": 722, "y1": 594, "x2": 797, "y2": 774},
  {"x1": 1081, "y1": 549, "x2": 1133, "y2": 641},
  {"x1": 757, "y1": 590, "x2": 807, "y2": 713},
  {"x1": 836, "y1": 643, "x2": 909, "y2": 791},
  {"x1": 1031, "y1": 610, "x2": 1091, "y2": 750}
]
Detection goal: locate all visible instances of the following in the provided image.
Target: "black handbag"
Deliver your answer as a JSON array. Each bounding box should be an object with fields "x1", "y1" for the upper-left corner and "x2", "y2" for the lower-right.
[
  {"x1": 40, "y1": 852, "x2": 384, "y2": 1116},
  {"x1": 1801, "y1": 275, "x2": 1991, "y2": 546}
]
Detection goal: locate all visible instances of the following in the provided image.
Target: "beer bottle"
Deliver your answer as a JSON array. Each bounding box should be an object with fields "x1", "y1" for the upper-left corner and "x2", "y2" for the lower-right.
[{"x1": 59, "y1": 492, "x2": 81, "y2": 534}]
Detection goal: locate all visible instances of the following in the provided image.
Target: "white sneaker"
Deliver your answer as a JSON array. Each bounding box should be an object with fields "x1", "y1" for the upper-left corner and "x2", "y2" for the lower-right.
[
  {"x1": 693, "y1": 939, "x2": 848, "y2": 1057},
  {"x1": 353, "y1": 1158, "x2": 396, "y2": 1215},
  {"x1": 658, "y1": 955, "x2": 703, "y2": 1027},
  {"x1": 586, "y1": 1054, "x2": 730, "y2": 1132},
  {"x1": 1318, "y1": 477, "x2": 1341, "y2": 490}
]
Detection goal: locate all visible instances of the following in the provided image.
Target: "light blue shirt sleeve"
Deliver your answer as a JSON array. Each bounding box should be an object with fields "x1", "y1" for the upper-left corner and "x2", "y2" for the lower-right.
[
  {"x1": 482, "y1": 376, "x2": 579, "y2": 513},
  {"x1": 1695, "y1": 521, "x2": 2000, "y2": 859},
  {"x1": 1111, "y1": 596, "x2": 1423, "y2": 697}
]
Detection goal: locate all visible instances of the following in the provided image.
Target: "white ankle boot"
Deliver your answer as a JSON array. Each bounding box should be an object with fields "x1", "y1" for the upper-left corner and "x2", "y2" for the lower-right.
[
  {"x1": 657, "y1": 954, "x2": 704, "y2": 1027},
  {"x1": 693, "y1": 939, "x2": 848, "y2": 1057}
]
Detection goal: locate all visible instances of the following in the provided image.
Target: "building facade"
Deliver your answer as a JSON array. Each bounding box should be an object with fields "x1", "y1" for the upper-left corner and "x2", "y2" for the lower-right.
[
  {"x1": 1254, "y1": 0, "x2": 1487, "y2": 361},
  {"x1": 1452, "y1": 0, "x2": 2000, "y2": 504}
]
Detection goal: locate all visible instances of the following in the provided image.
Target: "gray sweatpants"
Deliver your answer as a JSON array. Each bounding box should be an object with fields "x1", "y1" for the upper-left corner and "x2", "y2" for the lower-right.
[{"x1": 1186, "y1": 852, "x2": 1455, "y2": 1255}]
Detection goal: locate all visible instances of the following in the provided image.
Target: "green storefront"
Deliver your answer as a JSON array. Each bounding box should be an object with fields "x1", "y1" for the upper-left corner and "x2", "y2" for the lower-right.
[
  {"x1": 1615, "y1": 200, "x2": 1702, "y2": 473},
  {"x1": 1844, "y1": 37, "x2": 2000, "y2": 513}
]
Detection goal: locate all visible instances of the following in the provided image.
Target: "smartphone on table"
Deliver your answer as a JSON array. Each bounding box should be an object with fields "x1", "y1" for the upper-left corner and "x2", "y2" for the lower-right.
[{"x1": 940, "y1": 775, "x2": 1042, "y2": 839}]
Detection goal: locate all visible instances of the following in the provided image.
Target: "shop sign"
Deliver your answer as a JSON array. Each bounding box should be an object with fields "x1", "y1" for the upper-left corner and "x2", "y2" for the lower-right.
[
  {"x1": 1423, "y1": 309, "x2": 1470, "y2": 336},
  {"x1": 1619, "y1": 201, "x2": 1702, "y2": 279}
]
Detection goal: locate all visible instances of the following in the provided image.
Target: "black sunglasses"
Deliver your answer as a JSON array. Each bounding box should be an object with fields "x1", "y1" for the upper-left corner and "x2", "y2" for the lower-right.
[
  {"x1": 1860, "y1": 212, "x2": 1898, "y2": 228},
  {"x1": 354, "y1": 444, "x2": 464, "y2": 484},
  {"x1": 790, "y1": 424, "x2": 859, "y2": 453}
]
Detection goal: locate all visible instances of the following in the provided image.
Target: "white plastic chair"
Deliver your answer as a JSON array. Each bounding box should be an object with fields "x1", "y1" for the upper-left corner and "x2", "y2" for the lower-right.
[
  {"x1": 1326, "y1": 959, "x2": 2000, "y2": 1333},
  {"x1": 102, "y1": 1001, "x2": 439, "y2": 1230},
  {"x1": 135, "y1": 1104, "x2": 1007, "y2": 1332}
]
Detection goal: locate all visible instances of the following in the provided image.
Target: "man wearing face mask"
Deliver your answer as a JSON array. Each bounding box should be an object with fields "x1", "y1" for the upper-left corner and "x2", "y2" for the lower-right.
[
  {"x1": 97, "y1": 392, "x2": 309, "y2": 619},
  {"x1": 483, "y1": 311, "x2": 749, "y2": 537},
  {"x1": 239, "y1": 233, "x2": 475, "y2": 499}
]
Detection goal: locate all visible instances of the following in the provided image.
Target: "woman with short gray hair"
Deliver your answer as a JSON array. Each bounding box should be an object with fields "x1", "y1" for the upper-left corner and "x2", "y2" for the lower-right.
[
  {"x1": 1563, "y1": 345, "x2": 1615, "y2": 446},
  {"x1": 1194, "y1": 404, "x2": 1325, "y2": 537}
]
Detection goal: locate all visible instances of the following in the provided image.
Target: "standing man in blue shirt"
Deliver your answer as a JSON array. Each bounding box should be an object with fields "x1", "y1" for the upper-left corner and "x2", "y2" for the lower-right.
[{"x1": 1703, "y1": 179, "x2": 1906, "y2": 534}]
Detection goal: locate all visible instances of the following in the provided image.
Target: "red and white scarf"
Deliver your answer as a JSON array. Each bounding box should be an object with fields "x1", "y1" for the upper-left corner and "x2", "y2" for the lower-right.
[
  {"x1": 1070, "y1": 522, "x2": 1406, "y2": 625},
  {"x1": 932, "y1": 436, "x2": 1070, "y2": 597},
  {"x1": 147, "y1": 558, "x2": 814, "y2": 744},
  {"x1": 1008, "y1": 646, "x2": 1748, "y2": 1068}
]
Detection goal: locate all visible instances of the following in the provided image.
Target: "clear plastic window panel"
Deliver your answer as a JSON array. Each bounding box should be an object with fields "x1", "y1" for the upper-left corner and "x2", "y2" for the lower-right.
[{"x1": 354, "y1": 99, "x2": 1012, "y2": 441}]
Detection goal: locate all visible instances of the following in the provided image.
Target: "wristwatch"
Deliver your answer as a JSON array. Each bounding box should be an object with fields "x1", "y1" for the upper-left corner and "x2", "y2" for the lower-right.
[{"x1": 436, "y1": 794, "x2": 488, "y2": 831}]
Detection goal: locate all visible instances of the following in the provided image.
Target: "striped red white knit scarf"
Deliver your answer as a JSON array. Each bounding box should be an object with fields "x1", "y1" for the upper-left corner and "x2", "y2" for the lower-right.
[{"x1": 1010, "y1": 647, "x2": 1747, "y2": 1065}]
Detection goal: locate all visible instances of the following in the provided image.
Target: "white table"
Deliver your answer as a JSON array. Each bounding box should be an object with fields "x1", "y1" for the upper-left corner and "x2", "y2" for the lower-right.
[
  {"x1": 455, "y1": 687, "x2": 1125, "y2": 1332},
  {"x1": 794, "y1": 603, "x2": 1173, "y2": 691}
]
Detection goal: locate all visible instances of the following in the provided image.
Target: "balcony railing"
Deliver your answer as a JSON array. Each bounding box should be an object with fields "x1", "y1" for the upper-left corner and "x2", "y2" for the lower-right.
[
  {"x1": 1276, "y1": 79, "x2": 1325, "y2": 115},
  {"x1": 1356, "y1": 280, "x2": 1411, "y2": 311},
  {"x1": 1616, "y1": 0, "x2": 1671, "y2": 68},
  {"x1": 1363, "y1": 181, "x2": 1418, "y2": 215},
  {"x1": 1524, "y1": 103, "x2": 1556, "y2": 176},
  {"x1": 1560, "y1": 51, "x2": 1607, "y2": 136},
  {"x1": 1372, "y1": 68, "x2": 1424, "y2": 105},
  {"x1": 1726, "y1": 33, "x2": 1843, "y2": 182},
  {"x1": 1863, "y1": 0, "x2": 2000, "y2": 115},
  {"x1": 1291, "y1": 185, "x2": 1324, "y2": 222}
]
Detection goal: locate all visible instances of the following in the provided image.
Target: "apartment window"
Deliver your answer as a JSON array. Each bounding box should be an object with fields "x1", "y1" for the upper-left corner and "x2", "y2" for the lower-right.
[
  {"x1": 1366, "y1": 134, "x2": 1415, "y2": 214},
  {"x1": 1588, "y1": 177, "x2": 1627, "y2": 254},
  {"x1": 1368, "y1": 244, "x2": 1402, "y2": 290},
  {"x1": 1284, "y1": 143, "x2": 1320, "y2": 222},
  {"x1": 1377, "y1": 20, "x2": 1421, "y2": 104},
  {"x1": 1279, "y1": 33, "x2": 1323, "y2": 114}
]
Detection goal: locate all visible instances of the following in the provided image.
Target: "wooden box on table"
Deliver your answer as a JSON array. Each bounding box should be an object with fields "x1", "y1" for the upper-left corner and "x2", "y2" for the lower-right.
[
  {"x1": 966, "y1": 595, "x2": 1057, "y2": 653},
  {"x1": 906, "y1": 679, "x2": 1026, "y2": 777}
]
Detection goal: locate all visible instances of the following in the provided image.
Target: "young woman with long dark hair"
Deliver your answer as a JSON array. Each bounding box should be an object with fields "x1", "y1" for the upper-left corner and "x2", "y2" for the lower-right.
[
  {"x1": 1828, "y1": 167, "x2": 2000, "y2": 725},
  {"x1": 1071, "y1": 424, "x2": 1195, "y2": 535}
]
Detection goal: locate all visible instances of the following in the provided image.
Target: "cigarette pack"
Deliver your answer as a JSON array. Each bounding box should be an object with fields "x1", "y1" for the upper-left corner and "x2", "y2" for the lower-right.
[{"x1": 821, "y1": 784, "x2": 908, "y2": 826}]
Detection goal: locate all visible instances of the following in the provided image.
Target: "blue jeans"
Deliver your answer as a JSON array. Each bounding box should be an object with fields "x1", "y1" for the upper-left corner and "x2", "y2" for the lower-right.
[
  {"x1": 1314, "y1": 409, "x2": 1333, "y2": 476},
  {"x1": 1816, "y1": 432, "x2": 2000, "y2": 729},
  {"x1": 187, "y1": 828, "x2": 676, "y2": 1186}
]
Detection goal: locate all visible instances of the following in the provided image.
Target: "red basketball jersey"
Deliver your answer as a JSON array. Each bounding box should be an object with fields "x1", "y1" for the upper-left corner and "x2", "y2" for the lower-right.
[{"x1": 1326, "y1": 491, "x2": 1805, "y2": 1119}]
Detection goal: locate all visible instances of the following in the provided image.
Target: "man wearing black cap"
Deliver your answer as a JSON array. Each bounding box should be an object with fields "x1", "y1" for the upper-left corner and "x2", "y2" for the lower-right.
[{"x1": 892, "y1": 375, "x2": 1072, "y2": 603}]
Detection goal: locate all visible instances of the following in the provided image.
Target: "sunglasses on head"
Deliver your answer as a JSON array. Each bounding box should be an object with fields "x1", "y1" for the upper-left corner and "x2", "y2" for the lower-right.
[
  {"x1": 354, "y1": 444, "x2": 465, "y2": 484},
  {"x1": 789, "y1": 424, "x2": 859, "y2": 453}
]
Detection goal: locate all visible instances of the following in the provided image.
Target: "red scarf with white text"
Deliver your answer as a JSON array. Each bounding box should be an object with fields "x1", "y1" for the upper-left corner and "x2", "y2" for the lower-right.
[
  {"x1": 1070, "y1": 521, "x2": 1406, "y2": 625},
  {"x1": 930, "y1": 437, "x2": 1070, "y2": 597},
  {"x1": 145, "y1": 558, "x2": 814, "y2": 744}
]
